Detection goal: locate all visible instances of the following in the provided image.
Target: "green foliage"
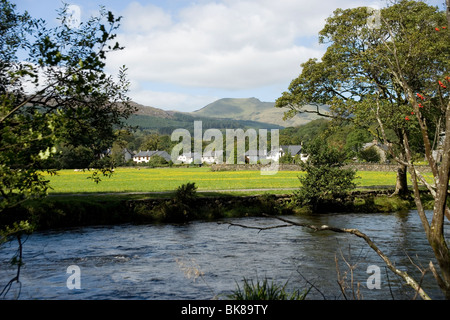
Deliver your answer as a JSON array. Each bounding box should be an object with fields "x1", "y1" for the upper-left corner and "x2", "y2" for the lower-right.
[
  {"x1": 279, "y1": 151, "x2": 293, "y2": 164},
  {"x1": 0, "y1": 221, "x2": 34, "y2": 245},
  {"x1": 174, "y1": 182, "x2": 198, "y2": 204},
  {"x1": 279, "y1": 119, "x2": 330, "y2": 145},
  {"x1": 345, "y1": 128, "x2": 372, "y2": 157},
  {"x1": 257, "y1": 193, "x2": 284, "y2": 216},
  {"x1": 358, "y1": 146, "x2": 381, "y2": 163},
  {"x1": 294, "y1": 139, "x2": 357, "y2": 212},
  {"x1": 0, "y1": 0, "x2": 134, "y2": 230},
  {"x1": 149, "y1": 183, "x2": 199, "y2": 222},
  {"x1": 276, "y1": 0, "x2": 448, "y2": 165},
  {"x1": 229, "y1": 277, "x2": 310, "y2": 300},
  {"x1": 147, "y1": 155, "x2": 169, "y2": 168}
]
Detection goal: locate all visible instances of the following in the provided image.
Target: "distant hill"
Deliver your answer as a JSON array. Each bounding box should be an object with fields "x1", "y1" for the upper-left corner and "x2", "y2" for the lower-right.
[
  {"x1": 127, "y1": 101, "x2": 283, "y2": 135},
  {"x1": 191, "y1": 97, "x2": 328, "y2": 127}
]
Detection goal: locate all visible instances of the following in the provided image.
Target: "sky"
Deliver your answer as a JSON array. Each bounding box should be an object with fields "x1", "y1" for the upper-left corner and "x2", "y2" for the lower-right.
[{"x1": 14, "y1": 0, "x2": 447, "y2": 112}]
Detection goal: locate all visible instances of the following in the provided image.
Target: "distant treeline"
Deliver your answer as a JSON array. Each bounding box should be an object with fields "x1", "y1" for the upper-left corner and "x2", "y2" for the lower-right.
[
  {"x1": 49, "y1": 116, "x2": 428, "y2": 169},
  {"x1": 127, "y1": 112, "x2": 283, "y2": 135}
]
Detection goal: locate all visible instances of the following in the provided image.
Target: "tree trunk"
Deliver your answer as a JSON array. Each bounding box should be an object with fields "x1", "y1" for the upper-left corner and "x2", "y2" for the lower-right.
[
  {"x1": 429, "y1": 235, "x2": 450, "y2": 299},
  {"x1": 393, "y1": 164, "x2": 409, "y2": 198}
]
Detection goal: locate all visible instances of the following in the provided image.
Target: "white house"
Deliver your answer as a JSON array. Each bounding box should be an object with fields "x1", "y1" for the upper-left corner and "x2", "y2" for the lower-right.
[
  {"x1": 266, "y1": 145, "x2": 308, "y2": 162},
  {"x1": 202, "y1": 150, "x2": 223, "y2": 164},
  {"x1": 133, "y1": 150, "x2": 171, "y2": 163},
  {"x1": 177, "y1": 152, "x2": 202, "y2": 164}
]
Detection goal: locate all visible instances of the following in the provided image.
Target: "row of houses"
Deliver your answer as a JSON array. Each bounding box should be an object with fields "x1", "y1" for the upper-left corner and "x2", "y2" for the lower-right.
[
  {"x1": 129, "y1": 145, "x2": 308, "y2": 165},
  {"x1": 133, "y1": 150, "x2": 172, "y2": 163},
  {"x1": 126, "y1": 136, "x2": 446, "y2": 165}
]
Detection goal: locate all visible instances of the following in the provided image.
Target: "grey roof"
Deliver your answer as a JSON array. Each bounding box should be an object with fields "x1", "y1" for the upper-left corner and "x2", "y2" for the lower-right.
[
  {"x1": 363, "y1": 141, "x2": 389, "y2": 151},
  {"x1": 280, "y1": 145, "x2": 302, "y2": 155},
  {"x1": 134, "y1": 150, "x2": 171, "y2": 162}
]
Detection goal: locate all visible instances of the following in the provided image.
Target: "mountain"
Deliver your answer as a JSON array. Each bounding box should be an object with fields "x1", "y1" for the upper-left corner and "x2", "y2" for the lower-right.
[
  {"x1": 130, "y1": 101, "x2": 175, "y2": 118},
  {"x1": 125, "y1": 98, "x2": 328, "y2": 134},
  {"x1": 191, "y1": 97, "x2": 327, "y2": 127},
  {"x1": 126, "y1": 101, "x2": 283, "y2": 135}
]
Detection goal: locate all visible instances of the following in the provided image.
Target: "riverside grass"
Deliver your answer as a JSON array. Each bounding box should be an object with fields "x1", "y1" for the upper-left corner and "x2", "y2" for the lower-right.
[
  {"x1": 43, "y1": 167, "x2": 404, "y2": 194},
  {"x1": 13, "y1": 167, "x2": 435, "y2": 230}
]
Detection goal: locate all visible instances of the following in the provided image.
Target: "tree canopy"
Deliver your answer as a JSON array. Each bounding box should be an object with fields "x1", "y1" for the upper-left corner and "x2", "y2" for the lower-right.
[
  {"x1": 0, "y1": 1, "x2": 135, "y2": 239},
  {"x1": 276, "y1": 0, "x2": 450, "y2": 299}
]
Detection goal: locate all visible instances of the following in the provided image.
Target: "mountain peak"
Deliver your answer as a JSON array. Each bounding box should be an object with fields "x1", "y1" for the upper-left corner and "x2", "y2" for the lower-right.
[{"x1": 191, "y1": 97, "x2": 322, "y2": 127}]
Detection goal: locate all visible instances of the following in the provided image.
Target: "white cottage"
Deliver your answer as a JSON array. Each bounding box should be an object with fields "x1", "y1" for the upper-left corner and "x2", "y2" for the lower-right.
[{"x1": 133, "y1": 150, "x2": 171, "y2": 163}]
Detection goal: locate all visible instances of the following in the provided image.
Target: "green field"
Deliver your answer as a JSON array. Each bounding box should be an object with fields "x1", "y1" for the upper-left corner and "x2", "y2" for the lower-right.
[{"x1": 44, "y1": 167, "x2": 401, "y2": 194}]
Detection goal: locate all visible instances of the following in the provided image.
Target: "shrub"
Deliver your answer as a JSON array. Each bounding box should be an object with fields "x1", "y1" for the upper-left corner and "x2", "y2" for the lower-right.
[
  {"x1": 294, "y1": 139, "x2": 357, "y2": 212},
  {"x1": 228, "y1": 277, "x2": 310, "y2": 300},
  {"x1": 148, "y1": 155, "x2": 169, "y2": 168},
  {"x1": 258, "y1": 193, "x2": 283, "y2": 215},
  {"x1": 358, "y1": 146, "x2": 381, "y2": 163},
  {"x1": 152, "y1": 182, "x2": 198, "y2": 222}
]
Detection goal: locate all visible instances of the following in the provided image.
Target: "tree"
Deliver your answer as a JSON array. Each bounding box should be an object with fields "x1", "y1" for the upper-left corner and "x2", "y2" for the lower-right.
[
  {"x1": 358, "y1": 146, "x2": 381, "y2": 163},
  {"x1": 294, "y1": 138, "x2": 357, "y2": 212},
  {"x1": 344, "y1": 127, "x2": 372, "y2": 158},
  {"x1": 276, "y1": 2, "x2": 445, "y2": 197},
  {"x1": 279, "y1": 150, "x2": 293, "y2": 164},
  {"x1": 276, "y1": 0, "x2": 450, "y2": 299},
  {"x1": 0, "y1": 0, "x2": 135, "y2": 293}
]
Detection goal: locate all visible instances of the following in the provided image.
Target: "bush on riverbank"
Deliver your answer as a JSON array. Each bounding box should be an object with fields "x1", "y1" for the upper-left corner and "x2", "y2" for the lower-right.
[
  {"x1": 288, "y1": 189, "x2": 436, "y2": 214},
  {"x1": 0, "y1": 187, "x2": 434, "y2": 231},
  {"x1": 228, "y1": 277, "x2": 310, "y2": 300},
  {"x1": 132, "y1": 185, "x2": 290, "y2": 223}
]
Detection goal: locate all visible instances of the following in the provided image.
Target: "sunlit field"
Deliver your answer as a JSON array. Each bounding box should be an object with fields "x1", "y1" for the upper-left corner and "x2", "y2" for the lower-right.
[{"x1": 43, "y1": 167, "x2": 402, "y2": 194}]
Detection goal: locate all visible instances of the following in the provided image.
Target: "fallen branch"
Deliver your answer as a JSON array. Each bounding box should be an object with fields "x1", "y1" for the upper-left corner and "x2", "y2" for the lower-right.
[
  {"x1": 223, "y1": 214, "x2": 432, "y2": 300},
  {"x1": 217, "y1": 221, "x2": 293, "y2": 233}
]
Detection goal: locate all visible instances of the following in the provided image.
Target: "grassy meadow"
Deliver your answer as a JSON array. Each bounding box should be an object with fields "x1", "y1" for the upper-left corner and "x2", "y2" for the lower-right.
[
  {"x1": 16, "y1": 167, "x2": 435, "y2": 230},
  {"x1": 44, "y1": 167, "x2": 401, "y2": 195}
]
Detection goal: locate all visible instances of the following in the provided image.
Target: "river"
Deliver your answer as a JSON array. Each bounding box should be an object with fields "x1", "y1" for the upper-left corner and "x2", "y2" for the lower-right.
[{"x1": 0, "y1": 210, "x2": 448, "y2": 300}]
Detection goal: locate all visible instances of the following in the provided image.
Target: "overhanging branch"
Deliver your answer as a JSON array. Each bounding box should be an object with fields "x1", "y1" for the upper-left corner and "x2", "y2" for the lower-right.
[{"x1": 222, "y1": 214, "x2": 432, "y2": 300}]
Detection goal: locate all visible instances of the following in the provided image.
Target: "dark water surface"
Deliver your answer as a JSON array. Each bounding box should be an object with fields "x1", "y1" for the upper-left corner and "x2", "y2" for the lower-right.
[{"x1": 0, "y1": 210, "x2": 448, "y2": 300}]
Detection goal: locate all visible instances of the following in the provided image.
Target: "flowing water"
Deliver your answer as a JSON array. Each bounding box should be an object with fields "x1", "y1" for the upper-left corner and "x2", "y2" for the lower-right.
[{"x1": 0, "y1": 210, "x2": 448, "y2": 300}]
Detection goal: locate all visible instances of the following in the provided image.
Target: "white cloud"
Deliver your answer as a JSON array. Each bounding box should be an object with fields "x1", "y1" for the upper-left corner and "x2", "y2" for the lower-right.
[
  {"x1": 121, "y1": 2, "x2": 172, "y2": 32},
  {"x1": 130, "y1": 88, "x2": 219, "y2": 112},
  {"x1": 106, "y1": 0, "x2": 364, "y2": 110}
]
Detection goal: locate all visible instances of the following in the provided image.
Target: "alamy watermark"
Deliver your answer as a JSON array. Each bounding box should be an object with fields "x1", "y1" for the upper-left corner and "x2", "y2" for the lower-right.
[
  {"x1": 66, "y1": 265, "x2": 81, "y2": 290},
  {"x1": 367, "y1": 5, "x2": 382, "y2": 30},
  {"x1": 366, "y1": 265, "x2": 381, "y2": 289},
  {"x1": 171, "y1": 121, "x2": 280, "y2": 175},
  {"x1": 64, "y1": 4, "x2": 81, "y2": 29}
]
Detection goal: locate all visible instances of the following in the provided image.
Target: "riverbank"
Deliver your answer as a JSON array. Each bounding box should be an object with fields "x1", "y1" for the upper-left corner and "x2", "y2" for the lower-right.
[{"x1": 0, "y1": 188, "x2": 434, "y2": 231}]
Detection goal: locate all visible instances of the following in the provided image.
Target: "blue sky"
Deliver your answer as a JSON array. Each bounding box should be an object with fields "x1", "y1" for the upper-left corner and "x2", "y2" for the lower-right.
[{"x1": 14, "y1": 0, "x2": 447, "y2": 112}]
